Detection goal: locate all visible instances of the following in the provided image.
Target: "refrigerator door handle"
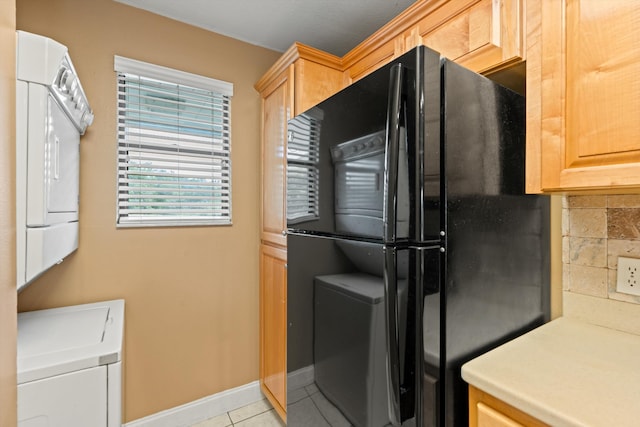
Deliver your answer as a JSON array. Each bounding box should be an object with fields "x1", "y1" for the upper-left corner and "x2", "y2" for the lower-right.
[
  {"x1": 383, "y1": 246, "x2": 402, "y2": 426},
  {"x1": 383, "y1": 63, "x2": 403, "y2": 243}
]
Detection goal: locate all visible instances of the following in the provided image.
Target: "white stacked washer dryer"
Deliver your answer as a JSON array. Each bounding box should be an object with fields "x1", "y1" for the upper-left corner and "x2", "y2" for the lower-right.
[{"x1": 15, "y1": 31, "x2": 123, "y2": 427}]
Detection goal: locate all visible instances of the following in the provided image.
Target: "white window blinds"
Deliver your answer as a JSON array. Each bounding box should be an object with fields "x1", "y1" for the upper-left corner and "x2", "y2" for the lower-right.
[
  {"x1": 287, "y1": 114, "x2": 320, "y2": 223},
  {"x1": 114, "y1": 56, "x2": 233, "y2": 227}
]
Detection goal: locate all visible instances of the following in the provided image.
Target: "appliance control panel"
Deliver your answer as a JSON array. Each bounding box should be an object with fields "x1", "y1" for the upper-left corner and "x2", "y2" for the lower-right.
[
  {"x1": 331, "y1": 130, "x2": 386, "y2": 162},
  {"x1": 51, "y1": 56, "x2": 94, "y2": 134}
]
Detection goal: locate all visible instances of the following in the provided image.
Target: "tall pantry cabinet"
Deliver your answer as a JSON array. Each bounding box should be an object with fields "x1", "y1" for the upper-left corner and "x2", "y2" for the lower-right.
[{"x1": 255, "y1": 43, "x2": 343, "y2": 421}]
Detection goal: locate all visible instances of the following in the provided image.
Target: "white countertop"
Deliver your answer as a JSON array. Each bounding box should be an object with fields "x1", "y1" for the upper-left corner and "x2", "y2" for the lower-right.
[{"x1": 461, "y1": 316, "x2": 640, "y2": 426}]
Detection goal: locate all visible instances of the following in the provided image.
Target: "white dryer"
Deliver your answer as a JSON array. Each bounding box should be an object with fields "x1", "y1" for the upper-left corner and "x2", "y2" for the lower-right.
[
  {"x1": 16, "y1": 31, "x2": 94, "y2": 291},
  {"x1": 17, "y1": 300, "x2": 125, "y2": 427}
]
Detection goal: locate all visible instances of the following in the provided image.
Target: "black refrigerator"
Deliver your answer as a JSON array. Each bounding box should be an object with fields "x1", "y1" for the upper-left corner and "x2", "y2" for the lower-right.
[{"x1": 285, "y1": 46, "x2": 549, "y2": 427}]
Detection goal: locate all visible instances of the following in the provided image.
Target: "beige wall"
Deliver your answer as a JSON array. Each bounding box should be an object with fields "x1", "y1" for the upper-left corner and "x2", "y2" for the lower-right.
[
  {"x1": 0, "y1": 0, "x2": 16, "y2": 425},
  {"x1": 16, "y1": 0, "x2": 280, "y2": 422}
]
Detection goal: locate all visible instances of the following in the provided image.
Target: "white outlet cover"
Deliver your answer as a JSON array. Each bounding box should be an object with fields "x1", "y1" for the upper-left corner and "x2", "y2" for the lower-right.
[{"x1": 616, "y1": 256, "x2": 640, "y2": 296}]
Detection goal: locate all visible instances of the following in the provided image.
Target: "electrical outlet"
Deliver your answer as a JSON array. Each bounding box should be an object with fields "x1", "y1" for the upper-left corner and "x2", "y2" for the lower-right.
[{"x1": 616, "y1": 257, "x2": 640, "y2": 296}]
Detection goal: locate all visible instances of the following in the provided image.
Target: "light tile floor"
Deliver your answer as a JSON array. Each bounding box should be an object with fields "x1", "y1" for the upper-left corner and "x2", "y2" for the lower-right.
[
  {"x1": 191, "y1": 399, "x2": 285, "y2": 427},
  {"x1": 190, "y1": 382, "x2": 352, "y2": 426},
  {"x1": 287, "y1": 383, "x2": 351, "y2": 426}
]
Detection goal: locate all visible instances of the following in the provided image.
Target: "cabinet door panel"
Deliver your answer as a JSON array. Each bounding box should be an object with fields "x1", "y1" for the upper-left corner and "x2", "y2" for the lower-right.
[
  {"x1": 260, "y1": 244, "x2": 287, "y2": 420},
  {"x1": 528, "y1": 0, "x2": 640, "y2": 192},
  {"x1": 468, "y1": 386, "x2": 549, "y2": 427},
  {"x1": 419, "y1": 0, "x2": 523, "y2": 73},
  {"x1": 565, "y1": 0, "x2": 640, "y2": 167},
  {"x1": 261, "y1": 70, "x2": 290, "y2": 247},
  {"x1": 477, "y1": 402, "x2": 524, "y2": 427},
  {"x1": 294, "y1": 59, "x2": 344, "y2": 115}
]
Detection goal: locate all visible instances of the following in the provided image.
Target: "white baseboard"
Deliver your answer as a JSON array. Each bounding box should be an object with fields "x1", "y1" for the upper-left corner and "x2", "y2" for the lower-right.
[
  {"x1": 124, "y1": 367, "x2": 316, "y2": 426},
  {"x1": 124, "y1": 381, "x2": 263, "y2": 427}
]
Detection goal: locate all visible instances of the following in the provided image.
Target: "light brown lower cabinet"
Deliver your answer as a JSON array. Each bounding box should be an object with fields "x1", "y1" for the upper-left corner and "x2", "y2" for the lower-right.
[
  {"x1": 468, "y1": 386, "x2": 549, "y2": 427},
  {"x1": 259, "y1": 244, "x2": 287, "y2": 421}
]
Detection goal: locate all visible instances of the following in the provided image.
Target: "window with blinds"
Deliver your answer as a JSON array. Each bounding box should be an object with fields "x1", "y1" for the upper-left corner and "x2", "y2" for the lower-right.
[
  {"x1": 114, "y1": 56, "x2": 233, "y2": 227},
  {"x1": 287, "y1": 113, "x2": 321, "y2": 223}
]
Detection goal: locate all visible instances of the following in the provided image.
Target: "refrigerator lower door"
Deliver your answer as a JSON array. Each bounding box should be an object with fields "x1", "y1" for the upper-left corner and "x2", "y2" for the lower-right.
[
  {"x1": 287, "y1": 234, "x2": 414, "y2": 426},
  {"x1": 386, "y1": 245, "x2": 442, "y2": 427},
  {"x1": 417, "y1": 247, "x2": 442, "y2": 427}
]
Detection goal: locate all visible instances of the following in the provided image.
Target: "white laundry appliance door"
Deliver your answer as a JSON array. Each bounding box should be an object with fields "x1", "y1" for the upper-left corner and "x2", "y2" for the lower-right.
[
  {"x1": 45, "y1": 93, "x2": 80, "y2": 214},
  {"x1": 18, "y1": 365, "x2": 107, "y2": 427},
  {"x1": 26, "y1": 85, "x2": 79, "y2": 227}
]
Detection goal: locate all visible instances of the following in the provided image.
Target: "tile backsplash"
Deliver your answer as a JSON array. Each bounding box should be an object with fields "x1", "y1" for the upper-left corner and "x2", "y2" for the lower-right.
[{"x1": 563, "y1": 195, "x2": 640, "y2": 305}]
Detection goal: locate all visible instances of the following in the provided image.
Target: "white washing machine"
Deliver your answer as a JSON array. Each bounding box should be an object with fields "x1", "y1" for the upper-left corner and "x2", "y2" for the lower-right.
[{"x1": 17, "y1": 300, "x2": 125, "y2": 427}]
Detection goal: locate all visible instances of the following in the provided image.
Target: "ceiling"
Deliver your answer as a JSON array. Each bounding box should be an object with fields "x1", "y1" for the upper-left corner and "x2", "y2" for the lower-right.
[{"x1": 114, "y1": 0, "x2": 417, "y2": 57}]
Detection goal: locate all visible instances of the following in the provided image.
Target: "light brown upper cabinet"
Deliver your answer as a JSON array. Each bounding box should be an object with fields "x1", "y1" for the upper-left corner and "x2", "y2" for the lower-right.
[
  {"x1": 526, "y1": 0, "x2": 640, "y2": 193},
  {"x1": 344, "y1": 0, "x2": 524, "y2": 82},
  {"x1": 258, "y1": 67, "x2": 291, "y2": 248},
  {"x1": 256, "y1": 44, "x2": 343, "y2": 248}
]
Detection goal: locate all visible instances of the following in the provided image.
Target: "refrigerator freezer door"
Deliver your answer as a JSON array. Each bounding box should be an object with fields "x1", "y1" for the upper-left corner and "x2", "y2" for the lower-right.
[
  {"x1": 383, "y1": 63, "x2": 403, "y2": 244},
  {"x1": 286, "y1": 47, "x2": 442, "y2": 244}
]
